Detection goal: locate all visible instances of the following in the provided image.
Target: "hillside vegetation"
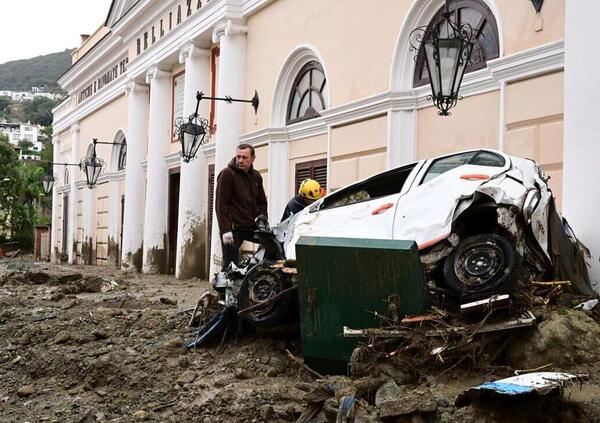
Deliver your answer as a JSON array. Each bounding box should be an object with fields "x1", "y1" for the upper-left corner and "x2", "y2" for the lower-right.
[{"x1": 0, "y1": 50, "x2": 73, "y2": 93}]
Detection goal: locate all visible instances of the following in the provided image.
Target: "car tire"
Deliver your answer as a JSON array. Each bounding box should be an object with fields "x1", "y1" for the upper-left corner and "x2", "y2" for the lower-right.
[
  {"x1": 238, "y1": 265, "x2": 294, "y2": 328},
  {"x1": 443, "y1": 234, "x2": 520, "y2": 301}
]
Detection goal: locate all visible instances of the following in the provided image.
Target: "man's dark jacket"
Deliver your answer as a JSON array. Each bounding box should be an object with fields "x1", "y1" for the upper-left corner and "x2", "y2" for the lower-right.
[
  {"x1": 280, "y1": 194, "x2": 307, "y2": 222},
  {"x1": 216, "y1": 158, "x2": 268, "y2": 233}
]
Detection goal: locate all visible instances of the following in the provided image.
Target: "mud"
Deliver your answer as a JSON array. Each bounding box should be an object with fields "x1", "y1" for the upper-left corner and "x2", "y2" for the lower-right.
[
  {"x1": 178, "y1": 218, "x2": 207, "y2": 280},
  {"x1": 81, "y1": 236, "x2": 95, "y2": 266},
  {"x1": 123, "y1": 246, "x2": 143, "y2": 272},
  {"x1": 144, "y1": 234, "x2": 168, "y2": 274},
  {"x1": 2, "y1": 258, "x2": 600, "y2": 422},
  {"x1": 107, "y1": 236, "x2": 119, "y2": 268}
]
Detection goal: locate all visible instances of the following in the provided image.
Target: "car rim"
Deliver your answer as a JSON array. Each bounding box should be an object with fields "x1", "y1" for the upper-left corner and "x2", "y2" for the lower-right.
[
  {"x1": 454, "y1": 241, "x2": 505, "y2": 287},
  {"x1": 248, "y1": 272, "x2": 280, "y2": 317}
]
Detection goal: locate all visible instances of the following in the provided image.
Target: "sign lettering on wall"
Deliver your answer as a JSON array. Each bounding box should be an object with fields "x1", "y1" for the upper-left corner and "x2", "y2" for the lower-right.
[{"x1": 78, "y1": 57, "x2": 129, "y2": 104}]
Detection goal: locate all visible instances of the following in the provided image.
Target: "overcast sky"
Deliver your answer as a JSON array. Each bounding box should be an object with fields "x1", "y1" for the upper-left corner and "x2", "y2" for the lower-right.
[{"x1": 0, "y1": 0, "x2": 113, "y2": 64}]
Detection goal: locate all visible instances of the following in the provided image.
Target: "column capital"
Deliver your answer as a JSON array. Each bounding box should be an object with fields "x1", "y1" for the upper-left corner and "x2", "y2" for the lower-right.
[
  {"x1": 70, "y1": 123, "x2": 80, "y2": 135},
  {"x1": 52, "y1": 135, "x2": 60, "y2": 145},
  {"x1": 125, "y1": 80, "x2": 149, "y2": 95},
  {"x1": 179, "y1": 43, "x2": 210, "y2": 65},
  {"x1": 145, "y1": 66, "x2": 171, "y2": 84},
  {"x1": 212, "y1": 19, "x2": 248, "y2": 44}
]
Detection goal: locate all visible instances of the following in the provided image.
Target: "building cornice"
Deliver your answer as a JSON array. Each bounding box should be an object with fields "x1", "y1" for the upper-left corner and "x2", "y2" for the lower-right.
[
  {"x1": 488, "y1": 39, "x2": 564, "y2": 82},
  {"x1": 58, "y1": 34, "x2": 124, "y2": 92}
]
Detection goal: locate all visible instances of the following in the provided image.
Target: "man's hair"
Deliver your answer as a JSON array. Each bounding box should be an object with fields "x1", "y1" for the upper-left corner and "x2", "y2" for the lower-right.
[{"x1": 237, "y1": 143, "x2": 255, "y2": 158}]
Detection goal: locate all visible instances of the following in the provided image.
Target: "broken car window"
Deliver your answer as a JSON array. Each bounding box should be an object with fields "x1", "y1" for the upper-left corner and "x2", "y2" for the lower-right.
[
  {"x1": 320, "y1": 163, "x2": 417, "y2": 210},
  {"x1": 421, "y1": 150, "x2": 505, "y2": 184}
]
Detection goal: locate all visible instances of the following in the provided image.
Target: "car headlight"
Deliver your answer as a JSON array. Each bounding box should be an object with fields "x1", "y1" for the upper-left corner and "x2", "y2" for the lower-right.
[{"x1": 523, "y1": 190, "x2": 541, "y2": 221}]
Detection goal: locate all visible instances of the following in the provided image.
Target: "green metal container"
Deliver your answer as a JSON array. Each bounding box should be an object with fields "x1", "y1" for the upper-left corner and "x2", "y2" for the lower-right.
[{"x1": 295, "y1": 236, "x2": 428, "y2": 375}]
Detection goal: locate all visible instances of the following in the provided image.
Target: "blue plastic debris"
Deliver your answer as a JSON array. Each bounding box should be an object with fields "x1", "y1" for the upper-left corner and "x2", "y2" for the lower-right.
[{"x1": 455, "y1": 372, "x2": 587, "y2": 407}]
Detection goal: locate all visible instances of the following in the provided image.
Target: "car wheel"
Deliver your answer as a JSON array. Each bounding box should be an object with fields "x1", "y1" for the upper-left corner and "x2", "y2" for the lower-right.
[
  {"x1": 239, "y1": 266, "x2": 294, "y2": 328},
  {"x1": 443, "y1": 234, "x2": 520, "y2": 301}
]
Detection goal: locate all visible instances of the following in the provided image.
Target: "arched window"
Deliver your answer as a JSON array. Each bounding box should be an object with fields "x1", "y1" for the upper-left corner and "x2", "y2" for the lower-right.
[
  {"x1": 413, "y1": 0, "x2": 499, "y2": 87},
  {"x1": 117, "y1": 140, "x2": 127, "y2": 170},
  {"x1": 286, "y1": 61, "x2": 328, "y2": 124}
]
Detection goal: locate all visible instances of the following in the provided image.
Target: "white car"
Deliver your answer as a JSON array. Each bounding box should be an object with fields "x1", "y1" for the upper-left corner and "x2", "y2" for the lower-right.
[{"x1": 275, "y1": 149, "x2": 591, "y2": 301}]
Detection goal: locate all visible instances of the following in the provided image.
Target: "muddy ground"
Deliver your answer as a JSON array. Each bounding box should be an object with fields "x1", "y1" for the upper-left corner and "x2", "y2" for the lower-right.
[{"x1": 2, "y1": 257, "x2": 600, "y2": 422}]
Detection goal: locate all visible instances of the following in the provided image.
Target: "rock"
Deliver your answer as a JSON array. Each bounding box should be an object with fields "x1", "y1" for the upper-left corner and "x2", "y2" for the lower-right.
[
  {"x1": 17, "y1": 384, "x2": 35, "y2": 397},
  {"x1": 177, "y1": 355, "x2": 189, "y2": 368},
  {"x1": 375, "y1": 382, "x2": 436, "y2": 419},
  {"x1": 375, "y1": 380, "x2": 402, "y2": 407},
  {"x1": 95, "y1": 412, "x2": 106, "y2": 421},
  {"x1": 235, "y1": 368, "x2": 253, "y2": 379},
  {"x1": 57, "y1": 272, "x2": 83, "y2": 283},
  {"x1": 159, "y1": 297, "x2": 177, "y2": 306},
  {"x1": 50, "y1": 292, "x2": 65, "y2": 301},
  {"x1": 160, "y1": 337, "x2": 188, "y2": 357},
  {"x1": 54, "y1": 330, "x2": 71, "y2": 344},
  {"x1": 177, "y1": 370, "x2": 197, "y2": 385},
  {"x1": 260, "y1": 405, "x2": 275, "y2": 421},
  {"x1": 132, "y1": 409, "x2": 147, "y2": 420},
  {"x1": 92, "y1": 330, "x2": 109, "y2": 340},
  {"x1": 437, "y1": 398, "x2": 450, "y2": 408},
  {"x1": 61, "y1": 299, "x2": 77, "y2": 310}
]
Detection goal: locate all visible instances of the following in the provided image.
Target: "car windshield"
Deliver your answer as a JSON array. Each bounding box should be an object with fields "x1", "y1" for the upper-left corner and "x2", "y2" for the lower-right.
[
  {"x1": 320, "y1": 163, "x2": 417, "y2": 210},
  {"x1": 421, "y1": 151, "x2": 505, "y2": 184}
]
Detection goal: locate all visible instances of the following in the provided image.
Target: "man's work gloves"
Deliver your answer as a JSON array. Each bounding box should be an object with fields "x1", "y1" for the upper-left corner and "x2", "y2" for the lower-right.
[{"x1": 222, "y1": 232, "x2": 234, "y2": 245}]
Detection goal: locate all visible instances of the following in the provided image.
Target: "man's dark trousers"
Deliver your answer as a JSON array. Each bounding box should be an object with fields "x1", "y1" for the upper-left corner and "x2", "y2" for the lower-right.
[{"x1": 221, "y1": 229, "x2": 256, "y2": 270}]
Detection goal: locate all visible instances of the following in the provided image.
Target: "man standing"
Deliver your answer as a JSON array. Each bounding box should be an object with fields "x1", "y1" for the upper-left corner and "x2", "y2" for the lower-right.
[
  {"x1": 280, "y1": 179, "x2": 322, "y2": 222},
  {"x1": 215, "y1": 144, "x2": 268, "y2": 270}
]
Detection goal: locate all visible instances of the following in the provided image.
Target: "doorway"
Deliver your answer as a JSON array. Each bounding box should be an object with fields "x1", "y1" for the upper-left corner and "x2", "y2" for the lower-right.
[
  {"x1": 62, "y1": 195, "x2": 69, "y2": 257},
  {"x1": 118, "y1": 195, "x2": 125, "y2": 268},
  {"x1": 167, "y1": 170, "x2": 180, "y2": 275}
]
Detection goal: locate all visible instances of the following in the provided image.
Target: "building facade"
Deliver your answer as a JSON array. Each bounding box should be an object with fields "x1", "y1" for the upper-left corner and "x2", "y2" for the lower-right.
[
  {"x1": 50, "y1": 0, "x2": 600, "y2": 289},
  {"x1": 0, "y1": 122, "x2": 43, "y2": 159}
]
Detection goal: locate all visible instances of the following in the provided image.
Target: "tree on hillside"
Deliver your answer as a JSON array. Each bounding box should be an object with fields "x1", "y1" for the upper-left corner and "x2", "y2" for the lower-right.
[
  {"x1": 0, "y1": 134, "x2": 43, "y2": 249},
  {"x1": 23, "y1": 97, "x2": 57, "y2": 126},
  {"x1": 0, "y1": 96, "x2": 10, "y2": 119}
]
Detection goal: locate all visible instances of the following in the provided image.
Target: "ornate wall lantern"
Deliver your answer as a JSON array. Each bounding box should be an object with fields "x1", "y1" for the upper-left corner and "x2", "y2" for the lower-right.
[
  {"x1": 81, "y1": 139, "x2": 121, "y2": 188},
  {"x1": 40, "y1": 162, "x2": 80, "y2": 194},
  {"x1": 174, "y1": 90, "x2": 259, "y2": 162},
  {"x1": 410, "y1": 0, "x2": 476, "y2": 116},
  {"x1": 41, "y1": 166, "x2": 56, "y2": 195}
]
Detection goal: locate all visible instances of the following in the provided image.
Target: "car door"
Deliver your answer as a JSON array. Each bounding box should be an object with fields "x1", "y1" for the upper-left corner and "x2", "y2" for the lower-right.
[
  {"x1": 288, "y1": 162, "x2": 423, "y2": 245},
  {"x1": 392, "y1": 150, "x2": 510, "y2": 248}
]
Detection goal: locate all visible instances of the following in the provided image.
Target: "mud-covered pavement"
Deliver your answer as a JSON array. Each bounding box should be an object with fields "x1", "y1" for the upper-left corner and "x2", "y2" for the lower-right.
[{"x1": 2, "y1": 258, "x2": 600, "y2": 422}]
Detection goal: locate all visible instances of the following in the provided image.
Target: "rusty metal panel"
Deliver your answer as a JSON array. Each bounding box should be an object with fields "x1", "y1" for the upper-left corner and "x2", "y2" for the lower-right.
[{"x1": 295, "y1": 236, "x2": 427, "y2": 375}]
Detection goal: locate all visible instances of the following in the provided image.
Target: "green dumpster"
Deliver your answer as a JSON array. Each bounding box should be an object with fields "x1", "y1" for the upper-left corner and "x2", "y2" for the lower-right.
[{"x1": 295, "y1": 236, "x2": 427, "y2": 375}]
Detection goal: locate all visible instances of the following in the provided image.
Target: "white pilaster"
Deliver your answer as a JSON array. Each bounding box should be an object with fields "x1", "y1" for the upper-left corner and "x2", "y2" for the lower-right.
[
  {"x1": 107, "y1": 173, "x2": 121, "y2": 267},
  {"x1": 142, "y1": 67, "x2": 171, "y2": 274},
  {"x1": 82, "y1": 179, "x2": 96, "y2": 264},
  {"x1": 268, "y1": 138, "x2": 289, "y2": 225},
  {"x1": 564, "y1": 1, "x2": 600, "y2": 291},
  {"x1": 121, "y1": 81, "x2": 149, "y2": 271},
  {"x1": 209, "y1": 20, "x2": 249, "y2": 278},
  {"x1": 50, "y1": 136, "x2": 60, "y2": 263},
  {"x1": 387, "y1": 110, "x2": 417, "y2": 169},
  {"x1": 68, "y1": 123, "x2": 80, "y2": 264},
  {"x1": 175, "y1": 44, "x2": 211, "y2": 279}
]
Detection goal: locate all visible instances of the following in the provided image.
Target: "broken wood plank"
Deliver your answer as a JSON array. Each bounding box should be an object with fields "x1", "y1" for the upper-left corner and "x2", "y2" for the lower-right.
[
  {"x1": 460, "y1": 294, "x2": 511, "y2": 314},
  {"x1": 401, "y1": 314, "x2": 440, "y2": 324},
  {"x1": 281, "y1": 267, "x2": 297, "y2": 275},
  {"x1": 531, "y1": 280, "x2": 571, "y2": 286},
  {"x1": 426, "y1": 311, "x2": 536, "y2": 337},
  {"x1": 343, "y1": 326, "x2": 408, "y2": 338}
]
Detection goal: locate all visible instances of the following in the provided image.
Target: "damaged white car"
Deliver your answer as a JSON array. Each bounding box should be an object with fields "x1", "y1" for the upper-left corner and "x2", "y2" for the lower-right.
[{"x1": 216, "y1": 149, "x2": 591, "y2": 330}]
